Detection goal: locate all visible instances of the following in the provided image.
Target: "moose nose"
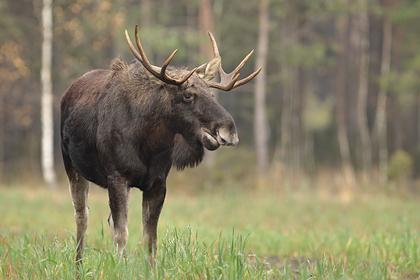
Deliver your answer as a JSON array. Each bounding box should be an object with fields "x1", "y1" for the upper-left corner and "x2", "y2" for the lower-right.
[{"x1": 217, "y1": 126, "x2": 239, "y2": 146}]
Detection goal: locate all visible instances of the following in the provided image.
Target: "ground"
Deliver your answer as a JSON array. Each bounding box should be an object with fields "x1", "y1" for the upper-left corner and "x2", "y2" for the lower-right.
[{"x1": 0, "y1": 184, "x2": 419, "y2": 279}]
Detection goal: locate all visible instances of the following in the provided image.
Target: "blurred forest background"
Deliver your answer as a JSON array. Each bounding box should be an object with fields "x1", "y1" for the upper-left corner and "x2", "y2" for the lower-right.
[{"x1": 1, "y1": 0, "x2": 420, "y2": 192}]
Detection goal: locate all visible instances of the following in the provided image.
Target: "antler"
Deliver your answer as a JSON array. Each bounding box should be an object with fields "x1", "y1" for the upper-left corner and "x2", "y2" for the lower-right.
[
  {"x1": 206, "y1": 32, "x2": 262, "y2": 91},
  {"x1": 125, "y1": 25, "x2": 197, "y2": 86}
]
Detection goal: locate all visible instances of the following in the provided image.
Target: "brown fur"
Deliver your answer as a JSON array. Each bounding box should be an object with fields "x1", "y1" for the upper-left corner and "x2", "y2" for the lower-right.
[{"x1": 61, "y1": 59, "x2": 238, "y2": 262}]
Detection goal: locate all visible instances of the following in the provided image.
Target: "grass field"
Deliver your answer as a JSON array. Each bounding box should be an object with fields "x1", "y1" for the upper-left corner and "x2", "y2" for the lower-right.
[{"x1": 0, "y1": 184, "x2": 419, "y2": 279}]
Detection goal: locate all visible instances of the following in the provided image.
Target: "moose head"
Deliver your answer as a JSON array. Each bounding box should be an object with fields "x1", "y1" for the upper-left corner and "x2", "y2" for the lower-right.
[{"x1": 124, "y1": 26, "x2": 261, "y2": 153}]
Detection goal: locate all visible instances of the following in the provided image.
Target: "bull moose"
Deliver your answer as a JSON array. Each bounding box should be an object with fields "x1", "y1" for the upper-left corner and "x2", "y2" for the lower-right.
[{"x1": 60, "y1": 25, "x2": 261, "y2": 262}]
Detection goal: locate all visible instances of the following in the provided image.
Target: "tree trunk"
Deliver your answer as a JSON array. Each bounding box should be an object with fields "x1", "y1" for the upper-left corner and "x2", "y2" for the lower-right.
[
  {"x1": 417, "y1": 94, "x2": 420, "y2": 148},
  {"x1": 141, "y1": 0, "x2": 152, "y2": 27},
  {"x1": 254, "y1": 0, "x2": 270, "y2": 181},
  {"x1": 375, "y1": 16, "x2": 392, "y2": 183},
  {"x1": 277, "y1": 6, "x2": 307, "y2": 178},
  {"x1": 41, "y1": 0, "x2": 56, "y2": 186},
  {"x1": 279, "y1": 24, "x2": 292, "y2": 169},
  {"x1": 199, "y1": 0, "x2": 214, "y2": 56},
  {"x1": 295, "y1": 39, "x2": 307, "y2": 172},
  {"x1": 355, "y1": 0, "x2": 372, "y2": 174},
  {"x1": 198, "y1": 0, "x2": 217, "y2": 166},
  {"x1": 0, "y1": 92, "x2": 3, "y2": 181},
  {"x1": 336, "y1": 8, "x2": 355, "y2": 186}
]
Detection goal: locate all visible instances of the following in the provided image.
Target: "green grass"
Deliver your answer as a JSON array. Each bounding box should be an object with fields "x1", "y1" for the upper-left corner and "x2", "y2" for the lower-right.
[{"x1": 0, "y1": 185, "x2": 419, "y2": 279}]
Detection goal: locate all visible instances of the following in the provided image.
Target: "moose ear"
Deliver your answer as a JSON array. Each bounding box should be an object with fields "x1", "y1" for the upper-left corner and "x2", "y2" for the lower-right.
[{"x1": 196, "y1": 57, "x2": 221, "y2": 82}]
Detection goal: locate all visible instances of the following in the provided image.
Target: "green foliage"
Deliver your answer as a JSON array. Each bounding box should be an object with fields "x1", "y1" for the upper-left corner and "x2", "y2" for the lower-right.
[
  {"x1": 388, "y1": 150, "x2": 414, "y2": 181},
  {"x1": 411, "y1": 146, "x2": 420, "y2": 178},
  {"x1": 391, "y1": 55, "x2": 420, "y2": 102},
  {"x1": 304, "y1": 93, "x2": 333, "y2": 132},
  {"x1": 391, "y1": 0, "x2": 420, "y2": 22}
]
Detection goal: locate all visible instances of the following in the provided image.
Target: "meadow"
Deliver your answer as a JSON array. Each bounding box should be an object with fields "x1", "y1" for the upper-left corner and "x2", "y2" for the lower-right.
[{"x1": 0, "y1": 182, "x2": 419, "y2": 279}]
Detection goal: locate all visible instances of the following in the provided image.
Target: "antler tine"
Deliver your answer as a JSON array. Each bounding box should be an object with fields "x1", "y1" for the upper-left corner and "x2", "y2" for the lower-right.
[
  {"x1": 206, "y1": 33, "x2": 261, "y2": 91},
  {"x1": 125, "y1": 26, "x2": 197, "y2": 86},
  {"x1": 177, "y1": 67, "x2": 198, "y2": 84},
  {"x1": 232, "y1": 49, "x2": 254, "y2": 74},
  {"x1": 208, "y1": 73, "x2": 240, "y2": 91},
  {"x1": 218, "y1": 50, "x2": 254, "y2": 84},
  {"x1": 207, "y1": 32, "x2": 220, "y2": 58},
  {"x1": 134, "y1": 25, "x2": 161, "y2": 76},
  {"x1": 160, "y1": 49, "x2": 178, "y2": 76},
  {"x1": 208, "y1": 32, "x2": 252, "y2": 76},
  {"x1": 232, "y1": 66, "x2": 262, "y2": 89},
  {"x1": 161, "y1": 50, "x2": 197, "y2": 84},
  {"x1": 208, "y1": 32, "x2": 229, "y2": 79},
  {"x1": 125, "y1": 29, "x2": 144, "y2": 63}
]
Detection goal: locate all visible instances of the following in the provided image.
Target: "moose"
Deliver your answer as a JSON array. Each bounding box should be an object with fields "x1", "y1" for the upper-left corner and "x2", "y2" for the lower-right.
[{"x1": 60, "y1": 25, "x2": 261, "y2": 262}]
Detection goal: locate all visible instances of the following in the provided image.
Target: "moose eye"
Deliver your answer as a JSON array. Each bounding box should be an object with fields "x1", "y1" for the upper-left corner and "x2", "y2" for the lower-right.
[{"x1": 183, "y1": 93, "x2": 194, "y2": 103}]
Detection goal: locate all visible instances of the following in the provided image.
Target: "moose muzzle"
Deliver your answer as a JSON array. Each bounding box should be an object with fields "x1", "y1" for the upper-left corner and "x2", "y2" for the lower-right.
[
  {"x1": 216, "y1": 126, "x2": 239, "y2": 146},
  {"x1": 200, "y1": 122, "x2": 239, "y2": 151}
]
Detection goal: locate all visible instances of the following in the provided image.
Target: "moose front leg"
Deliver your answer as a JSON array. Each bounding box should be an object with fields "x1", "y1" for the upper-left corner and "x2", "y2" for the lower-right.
[
  {"x1": 108, "y1": 176, "x2": 129, "y2": 256},
  {"x1": 142, "y1": 179, "x2": 166, "y2": 258}
]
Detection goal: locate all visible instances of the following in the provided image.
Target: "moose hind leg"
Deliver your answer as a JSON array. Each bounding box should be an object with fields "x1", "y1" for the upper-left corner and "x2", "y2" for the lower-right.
[
  {"x1": 108, "y1": 176, "x2": 129, "y2": 256},
  {"x1": 68, "y1": 169, "x2": 89, "y2": 263},
  {"x1": 142, "y1": 179, "x2": 166, "y2": 258}
]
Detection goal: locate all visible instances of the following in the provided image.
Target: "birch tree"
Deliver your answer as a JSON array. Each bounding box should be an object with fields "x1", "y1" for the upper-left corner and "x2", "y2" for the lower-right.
[{"x1": 41, "y1": 0, "x2": 56, "y2": 186}]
